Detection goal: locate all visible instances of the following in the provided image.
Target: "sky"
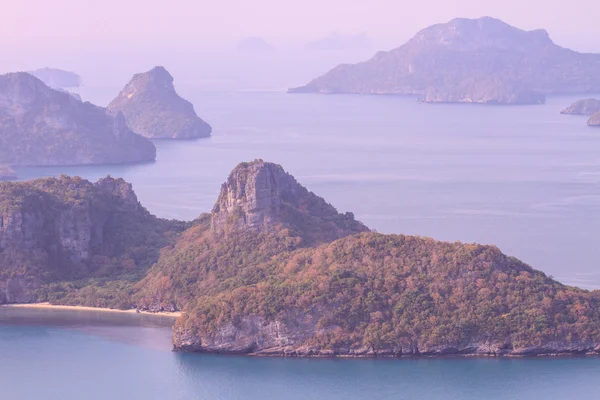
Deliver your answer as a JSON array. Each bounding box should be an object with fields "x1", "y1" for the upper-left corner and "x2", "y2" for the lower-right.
[{"x1": 2, "y1": 0, "x2": 599, "y2": 89}]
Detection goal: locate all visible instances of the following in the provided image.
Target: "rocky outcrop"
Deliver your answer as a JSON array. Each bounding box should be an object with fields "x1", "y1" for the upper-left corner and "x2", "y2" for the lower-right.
[
  {"x1": 211, "y1": 159, "x2": 369, "y2": 244},
  {"x1": 0, "y1": 176, "x2": 185, "y2": 305},
  {"x1": 290, "y1": 17, "x2": 600, "y2": 104},
  {"x1": 28, "y1": 67, "x2": 81, "y2": 88},
  {"x1": 561, "y1": 98, "x2": 600, "y2": 115},
  {"x1": 589, "y1": 112, "x2": 600, "y2": 127},
  {"x1": 0, "y1": 166, "x2": 16, "y2": 181},
  {"x1": 0, "y1": 72, "x2": 156, "y2": 166},
  {"x1": 107, "y1": 66, "x2": 212, "y2": 139}
]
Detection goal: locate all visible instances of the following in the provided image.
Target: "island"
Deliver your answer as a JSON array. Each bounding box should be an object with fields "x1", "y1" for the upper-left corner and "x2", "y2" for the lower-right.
[
  {"x1": 0, "y1": 72, "x2": 156, "y2": 166},
  {"x1": 2, "y1": 160, "x2": 600, "y2": 357},
  {"x1": 0, "y1": 165, "x2": 16, "y2": 181},
  {"x1": 561, "y1": 99, "x2": 600, "y2": 116},
  {"x1": 107, "y1": 66, "x2": 212, "y2": 139},
  {"x1": 290, "y1": 17, "x2": 600, "y2": 105},
  {"x1": 28, "y1": 67, "x2": 81, "y2": 88},
  {"x1": 589, "y1": 112, "x2": 600, "y2": 127},
  {"x1": 237, "y1": 37, "x2": 275, "y2": 53}
]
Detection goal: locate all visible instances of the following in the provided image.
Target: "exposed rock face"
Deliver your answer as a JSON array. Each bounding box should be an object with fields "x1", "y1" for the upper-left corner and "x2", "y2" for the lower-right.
[
  {"x1": 0, "y1": 176, "x2": 184, "y2": 305},
  {"x1": 107, "y1": 66, "x2": 212, "y2": 139},
  {"x1": 561, "y1": 98, "x2": 600, "y2": 115},
  {"x1": 0, "y1": 72, "x2": 156, "y2": 166},
  {"x1": 211, "y1": 160, "x2": 369, "y2": 244},
  {"x1": 28, "y1": 67, "x2": 81, "y2": 88},
  {"x1": 290, "y1": 17, "x2": 600, "y2": 104},
  {"x1": 589, "y1": 112, "x2": 600, "y2": 127}
]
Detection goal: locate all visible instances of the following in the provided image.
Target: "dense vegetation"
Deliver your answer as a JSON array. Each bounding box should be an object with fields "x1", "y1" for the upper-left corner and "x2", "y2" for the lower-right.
[{"x1": 0, "y1": 176, "x2": 187, "y2": 306}]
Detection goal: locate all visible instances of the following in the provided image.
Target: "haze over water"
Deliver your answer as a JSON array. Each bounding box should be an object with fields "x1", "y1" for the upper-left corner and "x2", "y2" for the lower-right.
[{"x1": 13, "y1": 88, "x2": 600, "y2": 290}]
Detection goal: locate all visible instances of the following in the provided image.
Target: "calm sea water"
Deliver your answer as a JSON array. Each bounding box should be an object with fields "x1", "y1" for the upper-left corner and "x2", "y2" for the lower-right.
[
  {"x1": 1, "y1": 307, "x2": 599, "y2": 400},
  {"x1": 13, "y1": 88, "x2": 600, "y2": 289}
]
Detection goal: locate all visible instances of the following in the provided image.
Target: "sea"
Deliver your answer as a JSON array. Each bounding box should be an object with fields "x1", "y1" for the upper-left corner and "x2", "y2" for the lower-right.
[{"x1": 2, "y1": 87, "x2": 600, "y2": 399}]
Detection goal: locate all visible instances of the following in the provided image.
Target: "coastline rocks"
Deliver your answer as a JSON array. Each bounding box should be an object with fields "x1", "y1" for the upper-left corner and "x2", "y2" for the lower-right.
[
  {"x1": 0, "y1": 72, "x2": 156, "y2": 166},
  {"x1": 561, "y1": 98, "x2": 600, "y2": 116},
  {"x1": 107, "y1": 66, "x2": 212, "y2": 139},
  {"x1": 290, "y1": 17, "x2": 600, "y2": 104},
  {"x1": 28, "y1": 67, "x2": 81, "y2": 88},
  {"x1": 588, "y1": 112, "x2": 600, "y2": 127}
]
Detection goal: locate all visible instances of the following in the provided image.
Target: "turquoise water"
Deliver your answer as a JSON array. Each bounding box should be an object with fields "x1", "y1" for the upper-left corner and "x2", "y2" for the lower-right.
[
  {"x1": 13, "y1": 89, "x2": 600, "y2": 289},
  {"x1": 1, "y1": 308, "x2": 599, "y2": 400}
]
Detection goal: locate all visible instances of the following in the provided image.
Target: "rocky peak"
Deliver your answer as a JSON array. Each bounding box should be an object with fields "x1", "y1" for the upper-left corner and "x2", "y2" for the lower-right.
[
  {"x1": 107, "y1": 66, "x2": 212, "y2": 139},
  {"x1": 411, "y1": 17, "x2": 553, "y2": 53},
  {"x1": 94, "y1": 176, "x2": 140, "y2": 211},
  {"x1": 211, "y1": 160, "x2": 369, "y2": 244}
]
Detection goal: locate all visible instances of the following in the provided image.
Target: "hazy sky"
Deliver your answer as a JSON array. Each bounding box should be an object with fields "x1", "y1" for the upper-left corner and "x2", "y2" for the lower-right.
[
  {"x1": 2, "y1": 0, "x2": 599, "y2": 88},
  {"x1": 3, "y1": 0, "x2": 600, "y2": 48}
]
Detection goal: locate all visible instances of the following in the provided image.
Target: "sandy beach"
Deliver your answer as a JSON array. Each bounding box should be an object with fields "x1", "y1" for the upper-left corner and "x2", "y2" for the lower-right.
[{"x1": 2, "y1": 302, "x2": 182, "y2": 318}]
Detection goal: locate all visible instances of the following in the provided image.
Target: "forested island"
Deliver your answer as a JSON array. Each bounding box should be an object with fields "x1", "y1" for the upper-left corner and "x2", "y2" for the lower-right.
[
  {"x1": 0, "y1": 72, "x2": 156, "y2": 166},
  {"x1": 1, "y1": 160, "x2": 599, "y2": 357},
  {"x1": 290, "y1": 17, "x2": 600, "y2": 105}
]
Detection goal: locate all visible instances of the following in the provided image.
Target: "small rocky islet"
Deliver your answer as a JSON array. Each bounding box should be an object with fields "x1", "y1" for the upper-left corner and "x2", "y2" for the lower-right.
[
  {"x1": 107, "y1": 66, "x2": 212, "y2": 139},
  {"x1": 561, "y1": 99, "x2": 600, "y2": 127},
  {"x1": 1, "y1": 160, "x2": 599, "y2": 358}
]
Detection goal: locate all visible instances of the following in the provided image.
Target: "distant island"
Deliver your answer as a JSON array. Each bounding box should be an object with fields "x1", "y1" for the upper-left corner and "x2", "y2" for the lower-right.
[
  {"x1": 561, "y1": 99, "x2": 600, "y2": 116},
  {"x1": 306, "y1": 32, "x2": 372, "y2": 51},
  {"x1": 2, "y1": 160, "x2": 600, "y2": 357},
  {"x1": 290, "y1": 17, "x2": 600, "y2": 105},
  {"x1": 0, "y1": 165, "x2": 16, "y2": 181},
  {"x1": 237, "y1": 37, "x2": 275, "y2": 53},
  {"x1": 561, "y1": 99, "x2": 600, "y2": 127},
  {"x1": 28, "y1": 67, "x2": 81, "y2": 88},
  {"x1": 107, "y1": 66, "x2": 212, "y2": 139},
  {"x1": 0, "y1": 72, "x2": 156, "y2": 166}
]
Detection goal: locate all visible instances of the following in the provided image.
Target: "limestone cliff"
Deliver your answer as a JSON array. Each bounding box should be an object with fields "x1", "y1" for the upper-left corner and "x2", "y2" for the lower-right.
[
  {"x1": 290, "y1": 17, "x2": 600, "y2": 104},
  {"x1": 561, "y1": 98, "x2": 600, "y2": 116},
  {"x1": 107, "y1": 66, "x2": 212, "y2": 139},
  {"x1": 211, "y1": 160, "x2": 369, "y2": 244},
  {"x1": 0, "y1": 176, "x2": 185, "y2": 305},
  {"x1": 0, "y1": 72, "x2": 156, "y2": 166}
]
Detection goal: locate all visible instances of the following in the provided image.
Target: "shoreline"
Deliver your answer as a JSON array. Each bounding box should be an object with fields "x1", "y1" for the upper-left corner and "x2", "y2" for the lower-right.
[{"x1": 1, "y1": 302, "x2": 181, "y2": 318}]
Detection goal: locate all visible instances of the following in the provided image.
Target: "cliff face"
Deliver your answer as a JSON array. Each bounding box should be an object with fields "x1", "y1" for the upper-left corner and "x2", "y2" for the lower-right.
[
  {"x1": 561, "y1": 99, "x2": 600, "y2": 116},
  {"x1": 107, "y1": 66, "x2": 212, "y2": 139},
  {"x1": 211, "y1": 160, "x2": 369, "y2": 244},
  {"x1": 290, "y1": 17, "x2": 600, "y2": 104},
  {"x1": 0, "y1": 72, "x2": 156, "y2": 166},
  {"x1": 0, "y1": 176, "x2": 185, "y2": 305}
]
